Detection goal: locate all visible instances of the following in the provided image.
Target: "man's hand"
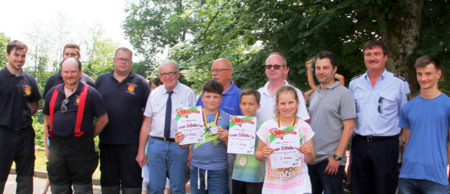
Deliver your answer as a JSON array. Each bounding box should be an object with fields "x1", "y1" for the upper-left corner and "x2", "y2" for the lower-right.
[{"x1": 325, "y1": 157, "x2": 340, "y2": 175}]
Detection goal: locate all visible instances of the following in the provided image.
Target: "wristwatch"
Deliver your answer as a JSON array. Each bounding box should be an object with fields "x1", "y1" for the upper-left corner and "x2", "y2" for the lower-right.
[{"x1": 333, "y1": 154, "x2": 342, "y2": 161}]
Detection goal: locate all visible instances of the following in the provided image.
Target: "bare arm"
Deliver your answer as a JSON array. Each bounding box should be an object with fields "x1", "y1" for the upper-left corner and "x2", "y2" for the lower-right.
[
  {"x1": 175, "y1": 131, "x2": 190, "y2": 150},
  {"x1": 402, "y1": 128, "x2": 410, "y2": 145},
  {"x1": 43, "y1": 117, "x2": 49, "y2": 157},
  {"x1": 29, "y1": 101, "x2": 39, "y2": 115},
  {"x1": 136, "y1": 116, "x2": 152, "y2": 167},
  {"x1": 324, "y1": 119, "x2": 354, "y2": 175},
  {"x1": 93, "y1": 114, "x2": 108, "y2": 137},
  {"x1": 305, "y1": 61, "x2": 318, "y2": 91},
  {"x1": 335, "y1": 73, "x2": 345, "y2": 86},
  {"x1": 255, "y1": 139, "x2": 273, "y2": 162},
  {"x1": 299, "y1": 138, "x2": 315, "y2": 164}
]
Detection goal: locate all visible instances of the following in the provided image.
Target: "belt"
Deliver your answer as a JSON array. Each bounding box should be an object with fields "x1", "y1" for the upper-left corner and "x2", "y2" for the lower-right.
[
  {"x1": 151, "y1": 136, "x2": 175, "y2": 142},
  {"x1": 355, "y1": 134, "x2": 398, "y2": 142}
]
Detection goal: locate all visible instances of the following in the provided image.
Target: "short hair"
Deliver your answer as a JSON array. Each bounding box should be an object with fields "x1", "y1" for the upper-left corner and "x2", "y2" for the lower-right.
[
  {"x1": 158, "y1": 60, "x2": 179, "y2": 72},
  {"x1": 63, "y1": 43, "x2": 81, "y2": 57},
  {"x1": 362, "y1": 40, "x2": 389, "y2": 56},
  {"x1": 315, "y1": 51, "x2": 338, "y2": 68},
  {"x1": 415, "y1": 55, "x2": 441, "y2": 70},
  {"x1": 240, "y1": 88, "x2": 261, "y2": 104},
  {"x1": 151, "y1": 77, "x2": 162, "y2": 86},
  {"x1": 202, "y1": 80, "x2": 223, "y2": 95},
  {"x1": 7, "y1": 40, "x2": 28, "y2": 54},
  {"x1": 265, "y1": 52, "x2": 287, "y2": 66},
  {"x1": 61, "y1": 57, "x2": 82, "y2": 70},
  {"x1": 213, "y1": 58, "x2": 233, "y2": 71},
  {"x1": 274, "y1": 86, "x2": 299, "y2": 117},
  {"x1": 115, "y1": 47, "x2": 133, "y2": 57}
]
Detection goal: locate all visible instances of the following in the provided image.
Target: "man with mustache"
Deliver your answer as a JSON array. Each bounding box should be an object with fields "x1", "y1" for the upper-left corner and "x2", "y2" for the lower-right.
[{"x1": 349, "y1": 40, "x2": 410, "y2": 194}]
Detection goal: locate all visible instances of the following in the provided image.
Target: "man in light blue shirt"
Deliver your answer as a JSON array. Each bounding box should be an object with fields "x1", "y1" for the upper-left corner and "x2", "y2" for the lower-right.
[{"x1": 349, "y1": 40, "x2": 410, "y2": 194}]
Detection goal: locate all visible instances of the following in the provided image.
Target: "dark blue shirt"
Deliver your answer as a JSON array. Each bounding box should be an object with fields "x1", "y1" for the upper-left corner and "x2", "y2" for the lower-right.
[
  {"x1": 95, "y1": 71, "x2": 150, "y2": 144},
  {"x1": 0, "y1": 67, "x2": 41, "y2": 129},
  {"x1": 43, "y1": 71, "x2": 95, "y2": 99},
  {"x1": 43, "y1": 83, "x2": 106, "y2": 137}
]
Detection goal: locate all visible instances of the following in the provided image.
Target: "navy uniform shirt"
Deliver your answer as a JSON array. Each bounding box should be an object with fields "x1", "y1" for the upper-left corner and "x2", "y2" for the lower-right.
[
  {"x1": 95, "y1": 71, "x2": 150, "y2": 144},
  {"x1": 43, "y1": 82, "x2": 107, "y2": 137},
  {"x1": 0, "y1": 67, "x2": 41, "y2": 129},
  {"x1": 43, "y1": 71, "x2": 95, "y2": 99}
]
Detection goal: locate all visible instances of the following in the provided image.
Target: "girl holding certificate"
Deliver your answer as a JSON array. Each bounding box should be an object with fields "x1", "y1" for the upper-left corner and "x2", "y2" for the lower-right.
[{"x1": 255, "y1": 86, "x2": 315, "y2": 194}]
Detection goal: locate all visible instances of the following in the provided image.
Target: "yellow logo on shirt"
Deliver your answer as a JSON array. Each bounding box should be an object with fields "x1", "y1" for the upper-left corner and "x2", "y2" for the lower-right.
[
  {"x1": 76, "y1": 97, "x2": 80, "y2": 104},
  {"x1": 23, "y1": 85, "x2": 31, "y2": 96},
  {"x1": 128, "y1": 84, "x2": 136, "y2": 92}
]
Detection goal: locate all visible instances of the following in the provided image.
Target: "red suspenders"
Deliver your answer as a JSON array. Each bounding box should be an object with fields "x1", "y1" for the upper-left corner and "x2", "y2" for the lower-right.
[{"x1": 49, "y1": 83, "x2": 88, "y2": 137}]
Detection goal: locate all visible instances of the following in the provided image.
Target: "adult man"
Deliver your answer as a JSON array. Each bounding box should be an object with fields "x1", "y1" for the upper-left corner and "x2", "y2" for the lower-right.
[
  {"x1": 196, "y1": 58, "x2": 242, "y2": 115},
  {"x1": 43, "y1": 58, "x2": 108, "y2": 193},
  {"x1": 349, "y1": 40, "x2": 410, "y2": 194},
  {"x1": 136, "y1": 60, "x2": 196, "y2": 194},
  {"x1": 95, "y1": 47, "x2": 150, "y2": 193},
  {"x1": 398, "y1": 55, "x2": 450, "y2": 193},
  {"x1": 0, "y1": 40, "x2": 40, "y2": 193},
  {"x1": 257, "y1": 52, "x2": 309, "y2": 122},
  {"x1": 307, "y1": 51, "x2": 356, "y2": 194},
  {"x1": 43, "y1": 43, "x2": 95, "y2": 98}
]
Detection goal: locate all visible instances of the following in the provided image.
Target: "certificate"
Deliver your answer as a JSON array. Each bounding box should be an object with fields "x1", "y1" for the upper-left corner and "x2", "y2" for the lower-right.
[
  {"x1": 269, "y1": 126, "x2": 301, "y2": 169},
  {"x1": 227, "y1": 116, "x2": 257, "y2": 154},
  {"x1": 176, "y1": 106, "x2": 204, "y2": 145}
]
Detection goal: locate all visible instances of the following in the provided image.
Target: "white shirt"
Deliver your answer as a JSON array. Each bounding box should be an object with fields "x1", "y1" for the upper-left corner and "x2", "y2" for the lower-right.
[
  {"x1": 257, "y1": 80, "x2": 310, "y2": 122},
  {"x1": 143, "y1": 81, "x2": 196, "y2": 138}
]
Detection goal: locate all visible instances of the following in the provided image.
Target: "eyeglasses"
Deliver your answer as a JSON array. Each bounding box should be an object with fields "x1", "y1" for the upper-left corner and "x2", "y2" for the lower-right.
[
  {"x1": 115, "y1": 58, "x2": 132, "y2": 63},
  {"x1": 210, "y1": 69, "x2": 230, "y2": 73},
  {"x1": 377, "y1": 97, "x2": 384, "y2": 114},
  {"x1": 61, "y1": 99, "x2": 70, "y2": 113},
  {"x1": 265, "y1": 64, "x2": 284, "y2": 70},
  {"x1": 159, "y1": 71, "x2": 178, "y2": 77}
]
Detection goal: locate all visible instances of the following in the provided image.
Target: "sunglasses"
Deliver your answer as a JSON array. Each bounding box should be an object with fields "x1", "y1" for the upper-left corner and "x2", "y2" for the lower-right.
[
  {"x1": 377, "y1": 97, "x2": 384, "y2": 114},
  {"x1": 265, "y1": 64, "x2": 284, "y2": 70},
  {"x1": 61, "y1": 99, "x2": 70, "y2": 113}
]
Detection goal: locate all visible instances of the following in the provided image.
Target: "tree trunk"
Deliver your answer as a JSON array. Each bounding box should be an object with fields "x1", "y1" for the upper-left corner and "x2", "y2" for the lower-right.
[{"x1": 380, "y1": 0, "x2": 424, "y2": 95}]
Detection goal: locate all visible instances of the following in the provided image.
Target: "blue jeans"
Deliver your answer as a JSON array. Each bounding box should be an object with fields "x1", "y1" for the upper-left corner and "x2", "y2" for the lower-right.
[
  {"x1": 147, "y1": 137, "x2": 188, "y2": 194},
  {"x1": 308, "y1": 159, "x2": 345, "y2": 194},
  {"x1": 190, "y1": 166, "x2": 229, "y2": 194},
  {"x1": 398, "y1": 178, "x2": 448, "y2": 194}
]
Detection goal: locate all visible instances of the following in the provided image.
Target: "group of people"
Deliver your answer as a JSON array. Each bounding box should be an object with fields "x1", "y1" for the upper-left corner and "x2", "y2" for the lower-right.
[{"x1": 0, "y1": 39, "x2": 448, "y2": 194}]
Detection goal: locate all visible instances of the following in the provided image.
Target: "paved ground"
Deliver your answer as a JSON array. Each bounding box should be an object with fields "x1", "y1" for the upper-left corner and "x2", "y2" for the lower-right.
[{"x1": 4, "y1": 174, "x2": 101, "y2": 194}]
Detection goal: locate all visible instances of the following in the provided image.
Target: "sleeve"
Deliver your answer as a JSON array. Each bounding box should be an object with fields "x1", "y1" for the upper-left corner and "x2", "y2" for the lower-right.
[
  {"x1": 305, "y1": 123, "x2": 314, "y2": 142},
  {"x1": 296, "y1": 89, "x2": 310, "y2": 121},
  {"x1": 398, "y1": 105, "x2": 410, "y2": 129},
  {"x1": 400, "y1": 81, "x2": 410, "y2": 107},
  {"x1": 140, "y1": 78, "x2": 151, "y2": 108},
  {"x1": 86, "y1": 75, "x2": 95, "y2": 87},
  {"x1": 143, "y1": 92, "x2": 154, "y2": 117},
  {"x1": 257, "y1": 121, "x2": 270, "y2": 144},
  {"x1": 29, "y1": 77, "x2": 41, "y2": 102},
  {"x1": 188, "y1": 89, "x2": 197, "y2": 107},
  {"x1": 90, "y1": 88, "x2": 107, "y2": 117},
  {"x1": 340, "y1": 90, "x2": 357, "y2": 120},
  {"x1": 94, "y1": 75, "x2": 101, "y2": 89},
  {"x1": 42, "y1": 87, "x2": 56, "y2": 115}
]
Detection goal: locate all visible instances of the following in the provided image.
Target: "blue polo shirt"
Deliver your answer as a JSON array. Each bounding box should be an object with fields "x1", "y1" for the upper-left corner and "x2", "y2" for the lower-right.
[
  {"x1": 0, "y1": 67, "x2": 41, "y2": 129},
  {"x1": 349, "y1": 69, "x2": 410, "y2": 136},
  {"x1": 95, "y1": 71, "x2": 150, "y2": 144},
  {"x1": 43, "y1": 83, "x2": 106, "y2": 137},
  {"x1": 196, "y1": 82, "x2": 242, "y2": 115},
  {"x1": 43, "y1": 71, "x2": 95, "y2": 98}
]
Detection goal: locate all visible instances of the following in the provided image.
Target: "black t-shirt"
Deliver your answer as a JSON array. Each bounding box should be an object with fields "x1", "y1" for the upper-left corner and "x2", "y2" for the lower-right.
[
  {"x1": 43, "y1": 71, "x2": 95, "y2": 99},
  {"x1": 43, "y1": 83, "x2": 106, "y2": 137},
  {"x1": 95, "y1": 71, "x2": 150, "y2": 144},
  {"x1": 0, "y1": 67, "x2": 41, "y2": 129}
]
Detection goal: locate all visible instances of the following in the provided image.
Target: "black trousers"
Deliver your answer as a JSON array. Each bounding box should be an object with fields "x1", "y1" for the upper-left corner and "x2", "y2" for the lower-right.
[{"x1": 351, "y1": 134, "x2": 399, "y2": 194}]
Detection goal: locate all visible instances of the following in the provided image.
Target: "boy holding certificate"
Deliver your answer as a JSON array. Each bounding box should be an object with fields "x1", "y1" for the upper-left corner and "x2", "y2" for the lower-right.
[
  {"x1": 231, "y1": 88, "x2": 265, "y2": 194},
  {"x1": 175, "y1": 80, "x2": 230, "y2": 194}
]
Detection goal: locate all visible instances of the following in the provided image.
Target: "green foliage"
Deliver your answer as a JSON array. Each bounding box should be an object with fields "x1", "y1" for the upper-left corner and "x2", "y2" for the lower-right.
[
  {"x1": 33, "y1": 113, "x2": 45, "y2": 148},
  {"x1": 0, "y1": 33, "x2": 9, "y2": 68},
  {"x1": 83, "y1": 27, "x2": 118, "y2": 79},
  {"x1": 124, "y1": 0, "x2": 449, "y2": 94}
]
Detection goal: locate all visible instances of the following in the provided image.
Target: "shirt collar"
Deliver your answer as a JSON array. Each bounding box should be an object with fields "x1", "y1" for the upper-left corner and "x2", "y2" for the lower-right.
[
  {"x1": 223, "y1": 81, "x2": 237, "y2": 96},
  {"x1": 57, "y1": 82, "x2": 85, "y2": 94},
  {"x1": 162, "y1": 81, "x2": 180, "y2": 94},
  {"x1": 261, "y1": 80, "x2": 290, "y2": 95},
  {"x1": 318, "y1": 81, "x2": 340, "y2": 91}
]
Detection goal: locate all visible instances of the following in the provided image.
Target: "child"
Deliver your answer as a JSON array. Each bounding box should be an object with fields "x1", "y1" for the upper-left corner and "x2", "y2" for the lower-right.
[
  {"x1": 231, "y1": 88, "x2": 265, "y2": 194},
  {"x1": 175, "y1": 80, "x2": 230, "y2": 194},
  {"x1": 255, "y1": 86, "x2": 315, "y2": 194}
]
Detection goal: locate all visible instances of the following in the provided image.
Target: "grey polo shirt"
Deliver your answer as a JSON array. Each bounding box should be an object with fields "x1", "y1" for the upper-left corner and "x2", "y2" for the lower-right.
[{"x1": 308, "y1": 81, "x2": 356, "y2": 165}]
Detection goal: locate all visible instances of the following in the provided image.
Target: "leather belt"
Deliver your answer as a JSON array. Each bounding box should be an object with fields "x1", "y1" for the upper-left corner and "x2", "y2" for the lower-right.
[
  {"x1": 355, "y1": 134, "x2": 398, "y2": 143},
  {"x1": 151, "y1": 136, "x2": 175, "y2": 142}
]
